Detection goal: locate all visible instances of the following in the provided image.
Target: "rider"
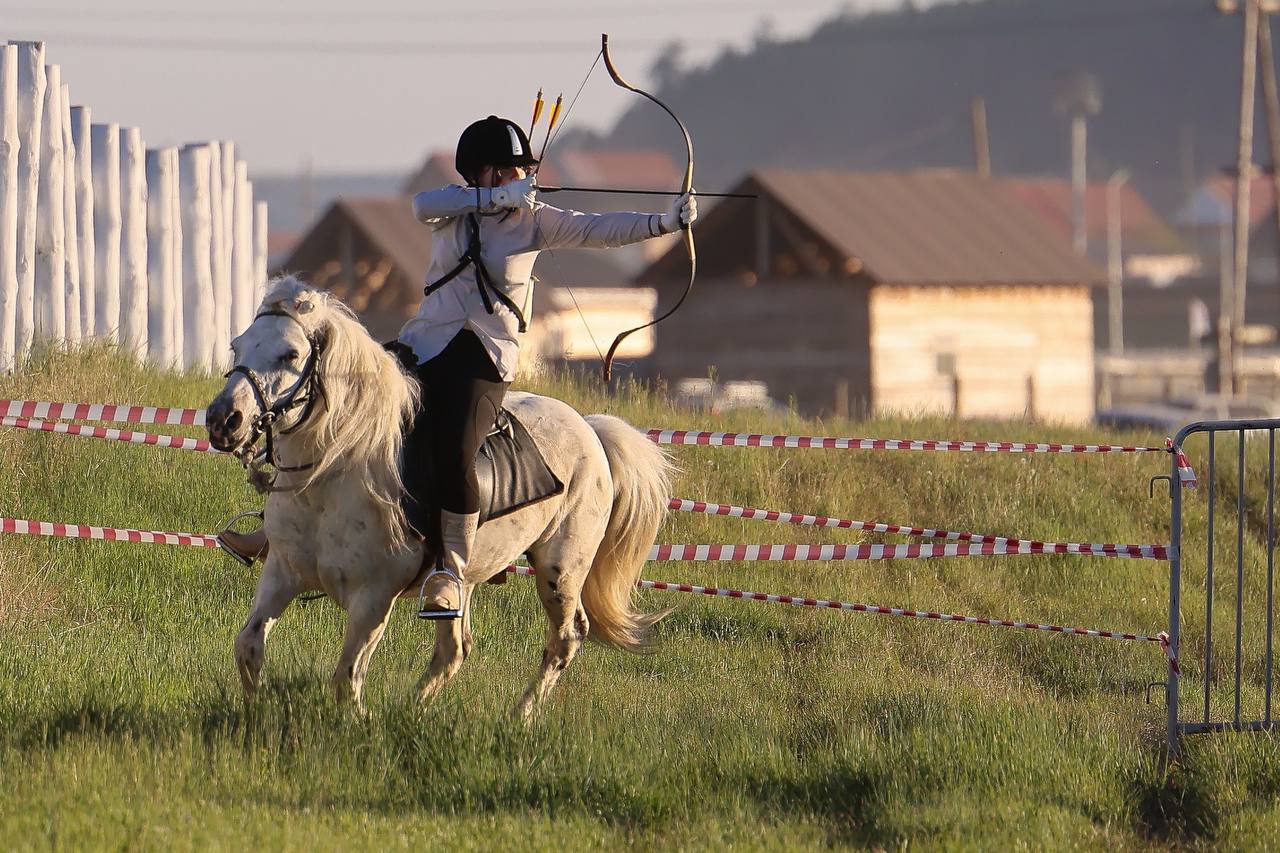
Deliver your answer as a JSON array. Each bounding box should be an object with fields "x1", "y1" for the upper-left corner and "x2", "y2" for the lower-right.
[{"x1": 219, "y1": 114, "x2": 696, "y2": 619}]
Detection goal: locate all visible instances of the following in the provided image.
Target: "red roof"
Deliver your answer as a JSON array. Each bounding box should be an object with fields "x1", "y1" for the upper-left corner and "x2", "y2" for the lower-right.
[
  {"x1": 1199, "y1": 172, "x2": 1277, "y2": 227},
  {"x1": 1001, "y1": 177, "x2": 1175, "y2": 244}
]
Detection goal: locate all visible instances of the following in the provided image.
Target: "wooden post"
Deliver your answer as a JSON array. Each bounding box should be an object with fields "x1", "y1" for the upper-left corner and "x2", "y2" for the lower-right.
[
  {"x1": 60, "y1": 83, "x2": 80, "y2": 343},
  {"x1": 207, "y1": 142, "x2": 229, "y2": 370},
  {"x1": 90, "y1": 122, "x2": 120, "y2": 341},
  {"x1": 253, "y1": 200, "x2": 268, "y2": 309},
  {"x1": 11, "y1": 41, "x2": 44, "y2": 365},
  {"x1": 70, "y1": 105, "x2": 94, "y2": 340},
  {"x1": 0, "y1": 45, "x2": 18, "y2": 371},
  {"x1": 1257, "y1": 13, "x2": 1280, "y2": 329},
  {"x1": 167, "y1": 147, "x2": 183, "y2": 361},
  {"x1": 118, "y1": 126, "x2": 148, "y2": 356},
  {"x1": 231, "y1": 160, "x2": 254, "y2": 337},
  {"x1": 34, "y1": 64, "x2": 66, "y2": 342},
  {"x1": 970, "y1": 97, "x2": 991, "y2": 178},
  {"x1": 1230, "y1": 0, "x2": 1261, "y2": 396},
  {"x1": 146, "y1": 147, "x2": 176, "y2": 367},
  {"x1": 180, "y1": 144, "x2": 214, "y2": 373}
]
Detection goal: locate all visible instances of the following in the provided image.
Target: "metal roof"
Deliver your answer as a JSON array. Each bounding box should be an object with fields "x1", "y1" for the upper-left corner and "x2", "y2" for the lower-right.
[{"x1": 749, "y1": 169, "x2": 1105, "y2": 285}]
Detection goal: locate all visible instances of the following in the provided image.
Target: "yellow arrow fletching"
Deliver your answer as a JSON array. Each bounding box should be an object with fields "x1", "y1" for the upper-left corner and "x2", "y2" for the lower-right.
[{"x1": 530, "y1": 88, "x2": 544, "y2": 135}]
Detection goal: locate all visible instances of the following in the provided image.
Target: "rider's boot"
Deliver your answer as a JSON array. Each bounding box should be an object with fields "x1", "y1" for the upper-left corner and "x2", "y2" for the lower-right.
[
  {"x1": 217, "y1": 512, "x2": 270, "y2": 563},
  {"x1": 218, "y1": 527, "x2": 270, "y2": 566},
  {"x1": 417, "y1": 509, "x2": 476, "y2": 620}
]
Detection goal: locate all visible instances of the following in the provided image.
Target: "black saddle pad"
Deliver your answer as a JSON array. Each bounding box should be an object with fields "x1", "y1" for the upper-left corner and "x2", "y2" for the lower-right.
[{"x1": 474, "y1": 408, "x2": 564, "y2": 522}]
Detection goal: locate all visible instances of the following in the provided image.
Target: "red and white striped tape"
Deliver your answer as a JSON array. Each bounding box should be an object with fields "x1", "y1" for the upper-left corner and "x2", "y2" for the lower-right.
[
  {"x1": 1, "y1": 417, "x2": 221, "y2": 454},
  {"x1": 650, "y1": 428, "x2": 1197, "y2": 487},
  {"x1": 503, "y1": 566, "x2": 1179, "y2": 673},
  {"x1": 0, "y1": 398, "x2": 1198, "y2": 489},
  {"x1": 648, "y1": 541, "x2": 1169, "y2": 561},
  {"x1": 0, "y1": 517, "x2": 220, "y2": 548},
  {"x1": 666, "y1": 498, "x2": 1169, "y2": 558},
  {"x1": 647, "y1": 427, "x2": 1162, "y2": 453},
  {"x1": 0, "y1": 514, "x2": 1176, "y2": 672},
  {"x1": 0, "y1": 399, "x2": 206, "y2": 425}
]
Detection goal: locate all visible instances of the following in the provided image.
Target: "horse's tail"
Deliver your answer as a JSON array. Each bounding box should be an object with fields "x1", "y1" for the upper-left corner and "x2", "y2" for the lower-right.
[{"x1": 582, "y1": 414, "x2": 673, "y2": 652}]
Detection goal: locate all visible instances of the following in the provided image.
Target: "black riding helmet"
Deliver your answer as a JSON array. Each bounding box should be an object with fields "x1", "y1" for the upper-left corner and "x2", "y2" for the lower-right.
[{"x1": 455, "y1": 116, "x2": 539, "y2": 186}]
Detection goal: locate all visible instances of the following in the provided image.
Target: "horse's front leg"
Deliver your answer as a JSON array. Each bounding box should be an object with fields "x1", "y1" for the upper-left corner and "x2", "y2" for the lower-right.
[
  {"x1": 235, "y1": 556, "x2": 302, "y2": 697},
  {"x1": 331, "y1": 586, "x2": 399, "y2": 714},
  {"x1": 415, "y1": 583, "x2": 476, "y2": 703}
]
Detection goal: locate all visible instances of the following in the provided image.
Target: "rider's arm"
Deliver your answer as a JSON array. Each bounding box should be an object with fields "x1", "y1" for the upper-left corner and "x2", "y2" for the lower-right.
[
  {"x1": 532, "y1": 204, "x2": 665, "y2": 250},
  {"x1": 412, "y1": 185, "x2": 502, "y2": 227}
]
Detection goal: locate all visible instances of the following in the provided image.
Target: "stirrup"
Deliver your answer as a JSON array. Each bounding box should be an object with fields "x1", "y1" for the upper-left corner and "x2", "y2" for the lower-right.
[
  {"x1": 416, "y1": 568, "x2": 463, "y2": 620},
  {"x1": 216, "y1": 510, "x2": 265, "y2": 568}
]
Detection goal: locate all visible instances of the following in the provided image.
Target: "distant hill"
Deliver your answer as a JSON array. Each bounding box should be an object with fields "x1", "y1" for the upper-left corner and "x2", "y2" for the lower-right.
[{"x1": 573, "y1": 0, "x2": 1261, "y2": 216}]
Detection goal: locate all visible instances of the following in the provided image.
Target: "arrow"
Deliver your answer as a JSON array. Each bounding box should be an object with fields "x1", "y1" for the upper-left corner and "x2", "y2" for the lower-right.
[{"x1": 538, "y1": 185, "x2": 756, "y2": 200}]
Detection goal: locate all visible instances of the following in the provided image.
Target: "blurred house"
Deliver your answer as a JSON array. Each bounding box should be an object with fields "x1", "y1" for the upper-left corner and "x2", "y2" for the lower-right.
[
  {"x1": 1088, "y1": 169, "x2": 1280, "y2": 405},
  {"x1": 1000, "y1": 178, "x2": 1197, "y2": 352},
  {"x1": 274, "y1": 196, "x2": 655, "y2": 374},
  {"x1": 636, "y1": 169, "x2": 1105, "y2": 421}
]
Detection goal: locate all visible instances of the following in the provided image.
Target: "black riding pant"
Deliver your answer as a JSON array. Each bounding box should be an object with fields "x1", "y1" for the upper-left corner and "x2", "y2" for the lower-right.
[{"x1": 404, "y1": 329, "x2": 509, "y2": 516}]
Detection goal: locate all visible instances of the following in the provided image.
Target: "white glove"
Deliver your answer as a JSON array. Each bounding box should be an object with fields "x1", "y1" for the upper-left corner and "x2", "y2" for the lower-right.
[
  {"x1": 661, "y1": 191, "x2": 697, "y2": 233},
  {"x1": 490, "y1": 175, "x2": 538, "y2": 211}
]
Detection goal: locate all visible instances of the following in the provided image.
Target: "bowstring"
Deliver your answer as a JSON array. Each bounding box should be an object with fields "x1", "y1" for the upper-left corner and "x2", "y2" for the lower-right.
[{"x1": 532, "y1": 49, "x2": 608, "y2": 365}]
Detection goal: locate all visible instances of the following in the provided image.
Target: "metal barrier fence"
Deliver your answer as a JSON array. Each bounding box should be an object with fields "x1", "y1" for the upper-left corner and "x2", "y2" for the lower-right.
[{"x1": 1168, "y1": 419, "x2": 1278, "y2": 754}]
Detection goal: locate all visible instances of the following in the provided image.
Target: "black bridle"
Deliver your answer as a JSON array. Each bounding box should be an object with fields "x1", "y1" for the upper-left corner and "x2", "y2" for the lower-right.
[{"x1": 224, "y1": 309, "x2": 327, "y2": 490}]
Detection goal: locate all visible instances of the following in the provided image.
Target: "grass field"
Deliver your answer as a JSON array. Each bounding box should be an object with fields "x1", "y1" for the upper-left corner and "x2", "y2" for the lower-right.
[{"x1": 1, "y1": 346, "x2": 1277, "y2": 850}]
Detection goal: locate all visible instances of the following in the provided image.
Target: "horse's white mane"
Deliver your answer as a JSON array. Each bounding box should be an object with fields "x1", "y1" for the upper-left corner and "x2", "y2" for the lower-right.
[{"x1": 262, "y1": 275, "x2": 419, "y2": 550}]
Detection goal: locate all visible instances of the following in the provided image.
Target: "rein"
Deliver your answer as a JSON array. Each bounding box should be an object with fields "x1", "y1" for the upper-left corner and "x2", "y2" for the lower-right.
[{"x1": 225, "y1": 309, "x2": 327, "y2": 493}]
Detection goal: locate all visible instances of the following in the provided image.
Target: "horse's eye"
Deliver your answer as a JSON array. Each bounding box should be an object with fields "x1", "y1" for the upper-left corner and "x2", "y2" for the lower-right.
[{"x1": 283, "y1": 349, "x2": 300, "y2": 362}]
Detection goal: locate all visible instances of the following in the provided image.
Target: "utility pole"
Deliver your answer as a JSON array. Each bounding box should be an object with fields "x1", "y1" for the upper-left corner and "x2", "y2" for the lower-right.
[
  {"x1": 1257, "y1": 12, "x2": 1280, "y2": 334},
  {"x1": 1217, "y1": 0, "x2": 1280, "y2": 395},
  {"x1": 970, "y1": 97, "x2": 991, "y2": 178},
  {"x1": 1107, "y1": 169, "x2": 1130, "y2": 355},
  {"x1": 1056, "y1": 74, "x2": 1101, "y2": 255}
]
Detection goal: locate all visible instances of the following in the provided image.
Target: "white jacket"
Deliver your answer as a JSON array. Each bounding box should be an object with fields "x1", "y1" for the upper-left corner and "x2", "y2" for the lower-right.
[{"x1": 399, "y1": 185, "x2": 665, "y2": 380}]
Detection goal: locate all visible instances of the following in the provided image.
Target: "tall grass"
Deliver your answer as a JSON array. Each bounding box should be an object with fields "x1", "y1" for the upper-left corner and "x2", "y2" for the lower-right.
[{"x1": 0, "y1": 347, "x2": 1276, "y2": 849}]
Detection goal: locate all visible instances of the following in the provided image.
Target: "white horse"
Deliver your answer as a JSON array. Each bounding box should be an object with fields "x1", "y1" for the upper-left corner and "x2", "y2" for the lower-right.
[{"x1": 205, "y1": 276, "x2": 671, "y2": 717}]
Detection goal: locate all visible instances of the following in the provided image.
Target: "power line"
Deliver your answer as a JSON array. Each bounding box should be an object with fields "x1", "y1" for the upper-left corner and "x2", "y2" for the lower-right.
[
  {"x1": 5, "y1": 4, "x2": 1213, "y2": 57},
  {"x1": 0, "y1": 0, "x2": 849, "y2": 22}
]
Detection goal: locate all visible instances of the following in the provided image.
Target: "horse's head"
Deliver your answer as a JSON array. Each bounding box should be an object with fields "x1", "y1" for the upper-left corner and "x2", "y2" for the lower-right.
[{"x1": 207, "y1": 276, "x2": 330, "y2": 454}]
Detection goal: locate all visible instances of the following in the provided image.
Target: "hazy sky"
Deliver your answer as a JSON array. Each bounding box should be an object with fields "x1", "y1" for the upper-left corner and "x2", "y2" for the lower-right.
[{"x1": 2, "y1": 0, "x2": 926, "y2": 175}]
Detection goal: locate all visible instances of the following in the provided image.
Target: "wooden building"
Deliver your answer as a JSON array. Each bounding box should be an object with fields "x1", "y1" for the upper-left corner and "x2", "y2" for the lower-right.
[
  {"x1": 636, "y1": 170, "x2": 1106, "y2": 421},
  {"x1": 275, "y1": 196, "x2": 656, "y2": 374}
]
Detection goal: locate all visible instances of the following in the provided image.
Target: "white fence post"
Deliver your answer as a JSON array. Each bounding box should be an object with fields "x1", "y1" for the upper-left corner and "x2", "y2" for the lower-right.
[
  {"x1": 207, "y1": 143, "x2": 229, "y2": 369},
  {"x1": 118, "y1": 126, "x2": 147, "y2": 356},
  {"x1": 253, "y1": 200, "x2": 268, "y2": 310},
  {"x1": 180, "y1": 144, "x2": 214, "y2": 373},
  {"x1": 0, "y1": 45, "x2": 18, "y2": 371},
  {"x1": 220, "y1": 140, "x2": 235, "y2": 281},
  {"x1": 12, "y1": 42, "x2": 45, "y2": 363},
  {"x1": 60, "y1": 82, "x2": 80, "y2": 343},
  {"x1": 168, "y1": 147, "x2": 183, "y2": 361},
  {"x1": 70, "y1": 105, "x2": 94, "y2": 339},
  {"x1": 146, "y1": 147, "x2": 176, "y2": 367},
  {"x1": 90, "y1": 122, "x2": 120, "y2": 341},
  {"x1": 231, "y1": 160, "x2": 253, "y2": 338},
  {"x1": 34, "y1": 64, "x2": 66, "y2": 343}
]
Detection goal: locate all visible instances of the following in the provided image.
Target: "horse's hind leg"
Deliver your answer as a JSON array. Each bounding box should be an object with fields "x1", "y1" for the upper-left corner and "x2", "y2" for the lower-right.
[
  {"x1": 514, "y1": 548, "x2": 593, "y2": 721},
  {"x1": 235, "y1": 557, "x2": 301, "y2": 697},
  {"x1": 331, "y1": 587, "x2": 398, "y2": 713},
  {"x1": 415, "y1": 583, "x2": 476, "y2": 702}
]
